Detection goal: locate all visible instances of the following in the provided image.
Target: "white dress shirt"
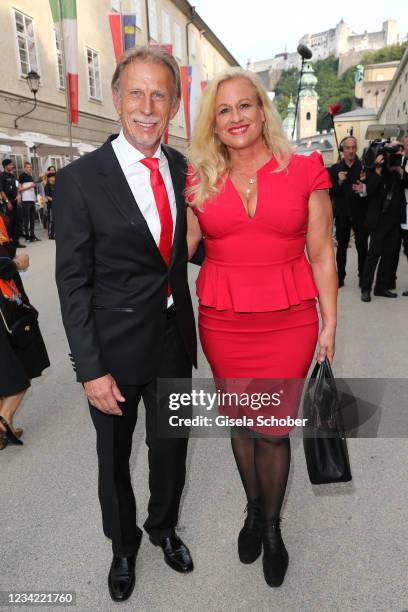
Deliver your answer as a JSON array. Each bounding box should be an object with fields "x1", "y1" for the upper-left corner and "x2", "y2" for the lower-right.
[{"x1": 111, "y1": 130, "x2": 177, "y2": 306}]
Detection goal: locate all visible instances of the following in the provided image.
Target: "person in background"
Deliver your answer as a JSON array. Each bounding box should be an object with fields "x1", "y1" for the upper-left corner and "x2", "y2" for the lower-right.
[
  {"x1": 0, "y1": 211, "x2": 49, "y2": 450},
  {"x1": 19, "y1": 161, "x2": 41, "y2": 242},
  {"x1": 329, "y1": 136, "x2": 369, "y2": 287},
  {"x1": 360, "y1": 145, "x2": 408, "y2": 302},
  {"x1": 44, "y1": 173, "x2": 56, "y2": 239},
  {"x1": 389, "y1": 136, "x2": 408, "y2": 295},
  {"x1": 0, "y1": 159, "x2": 25, "y2": 249}
]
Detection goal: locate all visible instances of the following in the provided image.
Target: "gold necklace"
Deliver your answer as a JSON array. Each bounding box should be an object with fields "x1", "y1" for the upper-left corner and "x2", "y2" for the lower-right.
[{"x1": 230, "y1": 170, "x2": 257, "y2": 200}]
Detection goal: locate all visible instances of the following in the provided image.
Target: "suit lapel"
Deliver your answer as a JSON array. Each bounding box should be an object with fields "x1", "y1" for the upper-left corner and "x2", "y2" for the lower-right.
[
  {"x1": 97, "y1": 137, "x2": 164, "y2": 264},
  {"x1": 162, "y1": 145, "x2": 186, "y2": 267}
]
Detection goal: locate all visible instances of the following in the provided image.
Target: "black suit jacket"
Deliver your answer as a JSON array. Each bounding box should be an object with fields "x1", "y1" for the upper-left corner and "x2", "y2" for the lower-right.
[
  {"x1": 329, "y1": 158, "x2": 368, "y2": 222},
  {"x1": 364, "y1": 167, "x2": 408, "y2": 232},
  {"x1": 54, "y1": 135, "x2": 197, "y2": 384}
]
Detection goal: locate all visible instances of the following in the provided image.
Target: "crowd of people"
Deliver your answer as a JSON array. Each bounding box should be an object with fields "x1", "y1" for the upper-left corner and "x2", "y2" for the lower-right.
[
  {"x1": 329, "y1": 134, "x2": 408, "y2": 301},
  {"x1": 0, "y1": 161, "x2": 57, "y2": 248},
  {"x1": 0, "y1": 44, "x2": 407, "y2": 602}
]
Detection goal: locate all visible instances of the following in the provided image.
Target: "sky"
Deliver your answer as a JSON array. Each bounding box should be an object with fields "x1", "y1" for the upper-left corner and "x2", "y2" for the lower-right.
[{"x1": 194, "y1": 0, "x2": 408, "y2": 67}]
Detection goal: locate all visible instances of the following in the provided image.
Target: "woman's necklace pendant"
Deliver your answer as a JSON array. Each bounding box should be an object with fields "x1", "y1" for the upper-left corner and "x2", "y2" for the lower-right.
[{"x1": 248, "y1": 177, "x2": 256, "y2": 184}]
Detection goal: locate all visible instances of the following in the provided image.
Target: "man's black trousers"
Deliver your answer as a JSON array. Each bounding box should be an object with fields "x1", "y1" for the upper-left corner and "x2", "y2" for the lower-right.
[
  {"x1": 22, "y1": 200, "x2": 35, "y2": 239},
  {"x1": 361, "y1": 214, "x2": 401, "y2": 292},
  {"x1": 6, "y1": 202, "x2": 22, "y2": 246},
  {"x1": 335, "y1": 215, "x2": 369, "y2": 283},
  {"x1": 89, "y1": 314, "x2": 192, "y2": 556}
]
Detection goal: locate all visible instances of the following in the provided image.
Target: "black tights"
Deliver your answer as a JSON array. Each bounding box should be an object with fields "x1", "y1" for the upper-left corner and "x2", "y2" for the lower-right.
[{"x1": 231, "y1": 428, "x2": 291, "y2": 520}]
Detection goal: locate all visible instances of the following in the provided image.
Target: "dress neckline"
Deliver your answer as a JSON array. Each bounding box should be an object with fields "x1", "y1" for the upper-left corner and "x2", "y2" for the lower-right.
[{"x1": 227, "y1": 155, "x2": 276, "y2": 220}]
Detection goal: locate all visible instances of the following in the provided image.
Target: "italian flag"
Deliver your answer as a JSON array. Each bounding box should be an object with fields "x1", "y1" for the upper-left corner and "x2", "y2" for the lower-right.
[{"x1": 49, "y1": 0, "x2": 78, "y2": 124}]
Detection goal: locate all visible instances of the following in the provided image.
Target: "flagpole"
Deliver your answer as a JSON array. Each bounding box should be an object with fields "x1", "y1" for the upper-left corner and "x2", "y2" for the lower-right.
[
  {"x1": 119, "y1": 0, "x2": 123, "y2": 54},
  {"x1": 58, "y1": 0, "x2": 74, "y2": 162}
]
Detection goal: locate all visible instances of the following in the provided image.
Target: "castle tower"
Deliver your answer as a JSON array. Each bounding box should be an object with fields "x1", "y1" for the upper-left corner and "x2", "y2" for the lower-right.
[
  {"x1": 383, "y1": 20, "x2": 398, "y2": 46},
  {"x1": 282, "y1": 95, "x2": 296, "y2": 140},
  {"x1": 297, "y1": 62, "x2": 318, "y2": 140},
  {"x1": 335, "y1": 18, "x2": 350, "y2": 56}
]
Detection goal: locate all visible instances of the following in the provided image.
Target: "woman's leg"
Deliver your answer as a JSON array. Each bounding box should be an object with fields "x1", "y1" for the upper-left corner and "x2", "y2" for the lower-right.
[
  {"x1": 255, "y1": 436, "x2": 291, "y2": 587},
  {"x1": 230, "y1": 427, "x2": 259, "y2": 502},
  {"x1": 254, "y1": 436, "x2": 291, "y2": 520},
  {"x1": 231, "y1": 428, "x2": 263, "y2": 564},
  {"x1": 0, "y1": 391, "x2": 26, "y2": 429}
]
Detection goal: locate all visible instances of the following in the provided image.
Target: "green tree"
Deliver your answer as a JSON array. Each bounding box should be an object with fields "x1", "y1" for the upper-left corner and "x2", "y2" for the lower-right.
[
  {"x1": 275, "y1": 43, "x2": 408, "y2": 133},
  {"x1": 361, "y1": 42, "x2": 408, "y2": 65}
]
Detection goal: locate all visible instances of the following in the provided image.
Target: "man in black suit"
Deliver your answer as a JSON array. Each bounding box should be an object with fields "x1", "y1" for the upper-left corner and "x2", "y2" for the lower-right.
[
  {"x1": 389, "y1": 136, "x2": 408, "y2": 294},
  {"x1": 360, "y1": 144, "x2": 408, "y2": 302},
  {"x1": 329, "y1": 136, "x2": 369, "y2": 287},
  {"x1": 55, "y1": 47, "x2": 197, "y2": 602}
]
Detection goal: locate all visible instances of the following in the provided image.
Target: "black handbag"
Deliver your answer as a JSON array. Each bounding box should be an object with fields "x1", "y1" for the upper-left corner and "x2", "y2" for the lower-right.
[
  {"x1": 0, "y1": 293, "x2": 40, "y2": 350},
  {"x1": 303, "y1": 359, "x2": 352, "y2": 485}
]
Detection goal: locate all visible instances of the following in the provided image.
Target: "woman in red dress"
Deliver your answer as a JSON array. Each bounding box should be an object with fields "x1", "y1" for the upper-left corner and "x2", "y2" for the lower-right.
[{"x1": 186, "y1": 69, "x2": 337, "y2": 587}]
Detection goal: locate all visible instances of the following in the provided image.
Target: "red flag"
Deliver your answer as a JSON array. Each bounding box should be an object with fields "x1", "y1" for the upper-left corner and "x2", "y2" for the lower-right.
[{"x1": 109, "y1": 13, "x2": 123, "y2": 63}]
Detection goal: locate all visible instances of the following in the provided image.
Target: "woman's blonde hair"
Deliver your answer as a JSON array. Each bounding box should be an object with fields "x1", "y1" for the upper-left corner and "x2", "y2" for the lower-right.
[{"x1": 186, "y1": 67, "x2": 292, "y2": 208}]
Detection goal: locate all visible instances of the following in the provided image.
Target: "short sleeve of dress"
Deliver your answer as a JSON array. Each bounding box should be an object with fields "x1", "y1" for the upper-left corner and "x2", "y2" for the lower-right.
[{"x1": 307, "y1": 151, "x2": 332, "y2": 193}]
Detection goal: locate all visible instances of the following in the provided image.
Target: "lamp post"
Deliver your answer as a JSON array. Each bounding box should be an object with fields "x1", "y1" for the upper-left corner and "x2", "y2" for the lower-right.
[{"x1": 14, "y1": 70, "x2": 41, "y2": 129}]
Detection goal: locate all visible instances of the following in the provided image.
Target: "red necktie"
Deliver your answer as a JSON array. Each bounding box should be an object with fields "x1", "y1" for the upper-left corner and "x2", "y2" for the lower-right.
[{"x1": 140, "y1": 157, "x2": 173, "y2": 295}]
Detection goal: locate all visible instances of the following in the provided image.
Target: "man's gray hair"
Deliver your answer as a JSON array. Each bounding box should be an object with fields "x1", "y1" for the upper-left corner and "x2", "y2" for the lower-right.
[{"x1": 111, "y1": 46, "x2": 181, "y2": 101}]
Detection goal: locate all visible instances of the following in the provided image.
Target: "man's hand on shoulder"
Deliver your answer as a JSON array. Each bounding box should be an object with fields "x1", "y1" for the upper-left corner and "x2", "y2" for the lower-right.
[{"x1": 84, "y1": 374, "x2": 125, "y2": 415}]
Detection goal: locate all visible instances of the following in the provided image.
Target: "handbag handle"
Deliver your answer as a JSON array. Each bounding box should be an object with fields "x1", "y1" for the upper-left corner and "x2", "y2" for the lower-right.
[
  {"x1": 310, "y1": 358, "x2": 333, "y2": 380},
  {"x1": 0, "y1": 305, "x2": 12, "y2": 333}
]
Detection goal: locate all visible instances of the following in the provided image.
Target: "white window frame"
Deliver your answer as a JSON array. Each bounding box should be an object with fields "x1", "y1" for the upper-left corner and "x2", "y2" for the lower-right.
[
  {"x1": 9, "y1": 154, "x2": 24, "y2": 178},
  {"x1": 174, "y1": 21, "x2": 182, "y2": 59},
  {"x1": 54, "y1": 29, "x2": 65, "y2": 90},
  {"x1": 48, "y1": 156, "x2": 64, "y2": 171},
  {"x1": 13, "y1": 8, "x2": 39, "y2": 77},
  {"x1": 161, "y1": 9, "x2": 171, "y2": 44},
  {"x1": 148, "y1": 0, "x2": 158, "y2": 41},
  {"x1": 132, "y1": 0, "x2": 143, "y2": 30},
  {"x1": 86, "y1": 47, "x2": 102, "y2": 102}
]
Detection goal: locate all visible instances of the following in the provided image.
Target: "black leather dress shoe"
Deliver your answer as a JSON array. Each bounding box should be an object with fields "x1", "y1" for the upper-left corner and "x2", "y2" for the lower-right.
[
  {"x1": 262, "y1": 518, "x2": 289, "y2": 588},
  {"x1": 149, "y1": 532, "x2": 193, "y2": 573},
  {"x1": 108, "y1": 554, "x2": 137, "y2": 602},
  {"x1": 373, "y1": 289, "x2": 398, "y2": 298},
  {"x1": 361, "y1": 291, "x2": 371, "y2": 302},
  {"x1": 238, "y1": 498, "x2": 262, "y2": 564}
]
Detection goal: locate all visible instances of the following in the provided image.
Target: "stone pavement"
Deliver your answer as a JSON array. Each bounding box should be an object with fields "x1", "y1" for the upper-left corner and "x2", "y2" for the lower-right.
[{"x1": 1, "y1": 229, "x2": 407, "y2": 612}]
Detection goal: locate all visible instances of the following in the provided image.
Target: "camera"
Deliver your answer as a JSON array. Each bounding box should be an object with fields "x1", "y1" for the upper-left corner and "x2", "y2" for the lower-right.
[{"x1": 362, "y1": 139, "x2": 403, "y2": 169}]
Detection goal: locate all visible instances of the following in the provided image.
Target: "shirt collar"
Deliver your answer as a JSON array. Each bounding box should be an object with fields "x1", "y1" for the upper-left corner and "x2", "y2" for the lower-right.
[{"x1": 113, "y1": 130, "x2": 163, "y2": 167}]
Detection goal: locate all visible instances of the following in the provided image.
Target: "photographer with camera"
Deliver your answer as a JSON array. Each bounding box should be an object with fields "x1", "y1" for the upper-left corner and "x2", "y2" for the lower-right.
[
  {"x1": 360, "y1": 141, "x2": 408, "y2": 302},
  {"x1": 329, "y1": 136, "x2": 369, "y2": 288}
]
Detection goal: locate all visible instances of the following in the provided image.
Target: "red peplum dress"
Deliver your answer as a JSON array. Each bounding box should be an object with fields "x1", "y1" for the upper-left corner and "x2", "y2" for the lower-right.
[{"x1": 191, "y1": 152, "x2": 331, "y2": 435}]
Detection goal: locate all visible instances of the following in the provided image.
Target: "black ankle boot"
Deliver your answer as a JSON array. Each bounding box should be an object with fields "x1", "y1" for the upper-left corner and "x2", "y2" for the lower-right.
[
  {"x1": 262, "y1": 517, "x2": 289, "y2": 587},
  {"x1": 238, "y1": 498, "x2": 262, "y2": 564}
]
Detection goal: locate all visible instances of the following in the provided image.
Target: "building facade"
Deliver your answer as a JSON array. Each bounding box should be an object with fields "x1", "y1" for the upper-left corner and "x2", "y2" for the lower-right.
[
  {"x1": 354, "y1": 61, "x2": 399, "y2": 110},
  {"x1": 334, "y1": 48, "x2": 408, "y2": 154},
  {"x1": 0, "y1": 0, "x2": 238, "y2": 174}
]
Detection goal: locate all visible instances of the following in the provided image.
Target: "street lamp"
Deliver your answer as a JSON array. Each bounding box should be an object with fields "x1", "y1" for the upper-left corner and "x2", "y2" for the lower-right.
[{"x1": 14, "y1": 70, "x2": 41, "y2": 129}]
